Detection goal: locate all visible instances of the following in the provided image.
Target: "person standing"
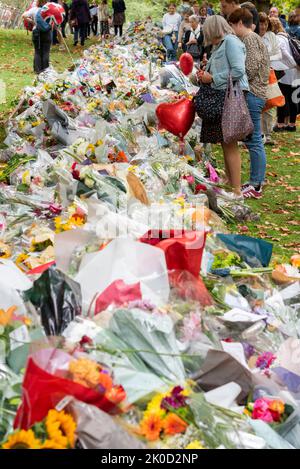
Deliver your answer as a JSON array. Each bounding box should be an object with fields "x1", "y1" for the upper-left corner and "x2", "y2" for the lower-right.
[
  {"x1": 99, "y1": 0, "x2": 110, "y2": 39},
  {"x1": 199, "y1": 3, "x2": 208, "y2": 25},
  {"x1": 220, "y1": 0, "x2": 240, "y2": 19},
  {"x1": 198, "y1": 15, "x2": 249, "y2": 197},
  {"x1": 23, "y1": 0, "x2": 52, "y2": 74},
  {"x1": 112, "y1": 0, "x2": 126, "y2": 37},
  {"x1": 229, "y1": 8, "x2": 270, "y2": 199},
  {"x1": 70, "y1": 0, "x2": 91, "y2": 46},
  {"x1": 185, "y1": 15, "x2": 203, "y2": 62},
  {"x1": 259, "y1": 12, "x2": 282, "y2": 145},
  {"x1": 269, "y1": 6, "x2": 287, "y2": 30},
  {"x1": 178, "y1": 9, "x2": 192, "y2": 51},
  {"x1": 286, "y1": 11, "x2": 300, "y2": 39},
  {"x1": 90, "y1": 3, "x2": 99, "y2": 36},
  {"x1": 61, "y1": 1, "x2": 69, "y2": 38},
  {"x1": 162, "y1": 3, "x2": 182, "y2": 62},
  {"x1": 270, "y1": 17, "x2": 300, "y2": 133}
]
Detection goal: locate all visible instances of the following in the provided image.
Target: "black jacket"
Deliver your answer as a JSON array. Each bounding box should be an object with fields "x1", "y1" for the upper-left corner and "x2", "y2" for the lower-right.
[
  {"x1": 70, "y1": 0, "x2": 91, "y2": 24},
  {"x1": 112, "y1": 0, "x2": 126, "y2": 14}
]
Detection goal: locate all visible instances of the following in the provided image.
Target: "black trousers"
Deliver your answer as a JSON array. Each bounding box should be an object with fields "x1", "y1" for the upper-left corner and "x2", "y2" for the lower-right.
[
  {"x1": 114, "y1": 24, "x2": 123, "y2": 36},
  {"x1": 32, "y1": 29, "x2": 52, "y2": 74},
  {"x1": 61, "y1": 20, "x2": 67, "y2": 38},
  {"x1": 74, "y1": 23, "x2": 87, "y2": 45},
  {"x1": 91, "y1": 16, "x2": 98, "y2": 35},
  {"x1": 277, "y1": 82, "x2": 299, "y2": 125}
]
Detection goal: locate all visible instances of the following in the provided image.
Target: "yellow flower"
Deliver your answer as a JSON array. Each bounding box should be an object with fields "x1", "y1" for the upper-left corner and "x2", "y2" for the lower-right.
[
  {"x1": 15, "y1": 253, "x2": 30, "y2": 271},
  {"x1": 2, "y1": 429, "x2": 42, "y2": 449},
  {"x1": 41, "y1": 439, "x2": 66, "y2": 449},
  {"x1": 0, "y1": 241, "x2": 11, "y2": 259},
  {"x1": 145, "y1": 393, "x2": 168, "y2": 419},
  {"x1": 185, "y1": 440, "x2": 205, "y2": 450},
  {"x1": 45, "y1": 409, "x2": 77, "y2": 448},
  {"x1": 0, "y1": 306, "x2": 17, "y2": 327},
  {"x1": 69, "y1": 358, "x2": 100, "y2": 389}
]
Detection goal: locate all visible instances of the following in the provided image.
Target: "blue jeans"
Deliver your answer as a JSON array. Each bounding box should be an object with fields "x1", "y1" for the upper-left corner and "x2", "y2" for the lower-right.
[
  {"x1": 245, "y1": 92, "x2": 266, "y2": 186},
  {"x1": 162, "y1": 32, "x2": 178, "y2": 62}
]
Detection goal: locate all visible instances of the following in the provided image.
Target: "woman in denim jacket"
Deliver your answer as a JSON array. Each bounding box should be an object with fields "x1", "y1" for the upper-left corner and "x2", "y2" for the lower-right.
[{"x1": 198, "y1": 15, "x2": 249, "y2": 198}]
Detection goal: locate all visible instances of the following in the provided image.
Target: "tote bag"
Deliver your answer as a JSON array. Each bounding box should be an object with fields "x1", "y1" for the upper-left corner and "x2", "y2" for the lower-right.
[
  {"x1": 263, "y1": 69, "x2": 285, "y2": 112},
  {"x1": 221, "y1": 74, "x2": 254, "y2": 144}
]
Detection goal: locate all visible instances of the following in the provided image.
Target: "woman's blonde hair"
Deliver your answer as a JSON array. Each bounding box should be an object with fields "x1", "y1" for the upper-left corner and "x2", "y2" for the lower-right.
[
  {"x1": 202, "y1": 15, "x2": 234, "y2": 46},
  {"x1": 269, "y1": 17, "x2": 285, "y2": 34}
]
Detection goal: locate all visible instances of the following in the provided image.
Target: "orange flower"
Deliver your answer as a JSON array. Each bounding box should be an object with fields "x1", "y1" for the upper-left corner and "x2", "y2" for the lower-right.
[
  {"x1": 163, "y1": 413, "x2": 188, "y2": 436},
  {"x1": 116, "y1": 151, "x2": 128, "y2": 163},
  {"x1": 269, "y1": 399, "x2": 285, "y2": 415},
  {"x1": 98, "y1": 371, "x2": 113, "y2": 391},
  {"x1": 0, "y1": 306, "x2": 17, "y2": 327},
  {"x1": 105, "y1": 385, "x2": 126, "y2": 405},
  {"x1": 140, "y1": 413, "x2": 163, "y2": 441}
]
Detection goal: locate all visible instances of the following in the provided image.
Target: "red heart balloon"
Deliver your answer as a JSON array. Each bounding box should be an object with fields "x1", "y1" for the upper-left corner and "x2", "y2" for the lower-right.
[
  {"x1": 156, "y1": 98, "x2": 195, "y2": 140},
  {"x1": 179, "y1": 53, "x2": 194, "y2": 76}
]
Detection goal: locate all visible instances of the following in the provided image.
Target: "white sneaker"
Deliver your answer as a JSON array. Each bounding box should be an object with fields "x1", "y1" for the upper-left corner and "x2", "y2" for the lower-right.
[{"x1": 217, "y1": 189, "x2": 244, "y2": 203}]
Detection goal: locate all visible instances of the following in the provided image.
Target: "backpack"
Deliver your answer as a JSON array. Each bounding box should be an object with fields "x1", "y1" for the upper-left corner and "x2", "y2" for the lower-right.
[
  {"x1": 288, "y1": 36, "x2": 300, "y2": 66},
  {"x1": 279, "y1": 32, "x2": 300, "y2": 66},
  {"x1": 35, "y1": 10, "x2": 51, "y2": 32}
]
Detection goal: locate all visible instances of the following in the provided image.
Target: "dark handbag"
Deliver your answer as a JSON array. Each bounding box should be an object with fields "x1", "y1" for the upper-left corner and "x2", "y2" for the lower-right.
[
  {"x1": 194, "y1": 84, "x2": 226, "y2": 122},
  {"x1": 186, "y1": 42, "x2": 201, "y2": 59}
]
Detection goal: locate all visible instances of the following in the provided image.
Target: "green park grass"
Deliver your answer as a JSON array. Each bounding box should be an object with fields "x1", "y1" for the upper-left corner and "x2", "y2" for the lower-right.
[{"x1": 0, "y1": 27, "x2": 299, "y2": 261}]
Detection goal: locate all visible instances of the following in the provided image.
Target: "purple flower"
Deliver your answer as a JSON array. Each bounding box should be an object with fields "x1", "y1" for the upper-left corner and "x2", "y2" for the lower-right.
[
  {"x1": 242, "y1": 342, "x2": 255, "y2": 360},
  {"x1": 161, "y1": 386, "x2": 187, "y2": 410},
  {"x1": 256, "y1": 352, "x2": 276, "y2": 370}
]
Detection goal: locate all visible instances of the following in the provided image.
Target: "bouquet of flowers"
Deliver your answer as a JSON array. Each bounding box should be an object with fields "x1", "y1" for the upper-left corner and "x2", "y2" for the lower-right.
[{"x1": 2, "y1": 408, "x2": 76, "y2": 449}]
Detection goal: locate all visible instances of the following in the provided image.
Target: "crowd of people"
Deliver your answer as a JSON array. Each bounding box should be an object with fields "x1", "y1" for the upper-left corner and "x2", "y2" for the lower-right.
[
  {"x1": 162, "y1": 1, "x2": 300, "y2": 200},
  {"x1": 23, "y1": 0, "x2": 127, "y2": 54},
  {"x1": 22, "y1": 0, "x2": 300, "y2": 202}
]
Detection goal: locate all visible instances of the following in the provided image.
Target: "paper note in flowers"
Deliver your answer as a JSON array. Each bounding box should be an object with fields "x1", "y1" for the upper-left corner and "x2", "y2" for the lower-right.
[
  {"x1": 94, "y1": 279, "x2": 142, "y2": 314},
  {"x1": 140, "y1": 230, "x2": 206, "y2": 278},
  {"x1": 75, "y1": 239, "x2": 169, "y2": 313}
]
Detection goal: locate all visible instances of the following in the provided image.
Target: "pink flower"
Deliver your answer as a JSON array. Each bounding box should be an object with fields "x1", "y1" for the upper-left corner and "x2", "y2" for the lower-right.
[
  {"x1": 252, "y1": 398, "x2": 274, "y2": 423},
  {"x1": 256, "y1": 352, "x2": 276, "y2": 370}
]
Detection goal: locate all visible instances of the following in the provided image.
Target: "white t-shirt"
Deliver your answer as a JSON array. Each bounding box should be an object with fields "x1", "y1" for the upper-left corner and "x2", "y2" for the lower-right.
[{"x1": 162, "y1": 12, "x2": 182, "y2": 33}]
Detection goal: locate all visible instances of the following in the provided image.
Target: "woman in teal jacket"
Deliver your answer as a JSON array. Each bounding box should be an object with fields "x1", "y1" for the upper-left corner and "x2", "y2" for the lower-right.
[{"x1": 198, "y1": 15, "x2": 249, "y2": 198}]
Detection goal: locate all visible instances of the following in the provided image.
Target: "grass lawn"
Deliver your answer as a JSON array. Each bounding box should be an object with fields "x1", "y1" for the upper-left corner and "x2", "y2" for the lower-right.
[{"x1": 0, "y1": 28, "x2": 299, "y2": 261}]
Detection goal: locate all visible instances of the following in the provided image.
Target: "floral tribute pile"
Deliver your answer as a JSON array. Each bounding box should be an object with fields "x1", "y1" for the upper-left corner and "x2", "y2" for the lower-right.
[{"x1": 0, "y1": 21, "x2": 299, "y2": 450}]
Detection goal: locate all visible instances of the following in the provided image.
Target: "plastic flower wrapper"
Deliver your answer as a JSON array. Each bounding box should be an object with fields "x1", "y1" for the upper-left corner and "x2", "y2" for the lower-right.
[
  {"x1": 62, "y1": 397, "x2": 146, "y2": 449},
  {"x1": 24, "y1": 266, "x2": 82, "y2": 336},
  {"x1": 14, "y1": 347, "x2": 127, "y2": 430},
  {"x1": 74, "y1": 238, "x2": 170, "y2": 313},
  {"x1": 94, "y1": 307, "x2": 186, "y2": 386},
  {"x1": 188, "y1": 392, "x2": 266, "y2": 449},
  {"x1": 0, "y1": 300, "x2": 46, "y2": 374},
  {"x1": 0, "y1": 365, "x2": 23, "y2": 442}
]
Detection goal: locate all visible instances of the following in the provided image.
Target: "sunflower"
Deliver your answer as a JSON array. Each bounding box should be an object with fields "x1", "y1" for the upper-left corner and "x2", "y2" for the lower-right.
[
  {"x1": 45, "y1": 410, "x2": 76, "y2": 448},
  {"x1": 2, "y1": 429, "x2": 42, "y2": 449},
  {"x1": 41, "y1": 439, "x2": 66, "y2": 450},
  {"x1": 140, "y1": 413, "x2": 163, "y2": 441},
  {"x1": 163, "y1": 413, "x2": 188, "y2": 436}
]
